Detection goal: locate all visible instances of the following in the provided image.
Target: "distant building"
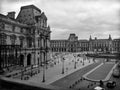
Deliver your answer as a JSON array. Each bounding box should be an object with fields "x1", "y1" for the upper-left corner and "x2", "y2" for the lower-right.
[
  {"x1": 89, "y1": 35, "x2": 113, "y2": 53},
  {"x1": 0, "y1": 5, "x2": 51, "y2": 70},
  {"x1": 50, "y1": 34, "x2": 120, "y2": 53},
  {"x1": 112, "y1": 39, "x2": 120, "y2": 53}
]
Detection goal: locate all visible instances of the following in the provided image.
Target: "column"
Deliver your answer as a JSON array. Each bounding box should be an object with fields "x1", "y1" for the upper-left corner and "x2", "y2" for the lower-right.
[
  {"x1": 41, "y1": 36, "x2": 44, "y2": 48},
  {"x1": 24, "y1": 51, "x2": 27, "y2": 67}
]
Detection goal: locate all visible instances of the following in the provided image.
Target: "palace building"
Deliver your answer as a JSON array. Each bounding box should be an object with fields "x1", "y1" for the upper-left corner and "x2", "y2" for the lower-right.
[
  {"x1": 50, "y1": 33, "x2": 120, "y2": 53},
  {"x1": 0, "y1": 5, "x2": 51, "y2": 71}
]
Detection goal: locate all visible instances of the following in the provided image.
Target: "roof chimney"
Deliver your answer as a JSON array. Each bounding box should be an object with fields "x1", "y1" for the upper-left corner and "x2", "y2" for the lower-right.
[
  {"x1": 89, "y1": 35, "x2": 92, "y2": 41},
  {"x1": 7, "y1": 11, "x2": 15, "y2": 19},
  {"x1": 108, "y1": 34, "x2": 112, "y2": 40},
  {"x1": 95, "y1": 37, "x2": 97, "y2": 40}
]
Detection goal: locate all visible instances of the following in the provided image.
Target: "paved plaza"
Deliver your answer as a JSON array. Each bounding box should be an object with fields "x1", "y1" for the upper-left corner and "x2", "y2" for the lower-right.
[
  {"x1": 51, "y1": 61, "x2": 101, "y2": 87},
  {"x1": 27, "y1": 53, "x2": 94, "y2": 84},
  {"x1": 50, "y1": 58, "x2": 119, "y2": 90},
  {"x1": 5, "y1": 53, "x2": 120, "y2": 90}
]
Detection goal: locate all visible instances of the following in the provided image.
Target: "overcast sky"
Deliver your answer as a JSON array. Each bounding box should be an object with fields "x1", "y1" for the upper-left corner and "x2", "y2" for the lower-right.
[{"x1": 0, "y1": 0, "x2": 120, "y2": 40}]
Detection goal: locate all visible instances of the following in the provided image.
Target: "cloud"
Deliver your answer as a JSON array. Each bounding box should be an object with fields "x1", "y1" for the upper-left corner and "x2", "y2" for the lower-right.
[{"x1": 0, "y1": 0, "x2": 120, "y2": 39}]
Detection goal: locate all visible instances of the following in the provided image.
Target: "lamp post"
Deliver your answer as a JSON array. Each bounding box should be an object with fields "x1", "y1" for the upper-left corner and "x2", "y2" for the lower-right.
[
  {"x1": 42, "y1": 34, "x2": 46, "y2": 82},
  {"x1": 74, "y1": 54, "x2": 77, "y2": 69},
  {"x1": 0, "y1": 46, "x2": 4, "y2": 74},
  {"x1": 21, "y1": 47, "x2": 27, "y2": 79},
  {"x1": 30, "y1": 65, "x2": 33, "y2": 77},
  {"x1": 42, "y1": 52, "x2": 45, "y2": 82},
  {"x1": 21, "y1": 68, "x2": 23, "y2": 80},
  {"x1": 62, "y1": 54, "x2": 65, "y2": 74},
  {"x1": 21, "y1": 66, "x2": 25, "y2": 80},
  {"x1": 45, "y1": 46, "x2": 49, "y2": 69}
]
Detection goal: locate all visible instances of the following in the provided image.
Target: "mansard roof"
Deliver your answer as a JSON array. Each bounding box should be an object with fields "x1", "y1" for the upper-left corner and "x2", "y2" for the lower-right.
[
  {"x1": 78, "y1": 40, "x2": 88, "y2": 42},
  {"x1": 0, "y1": 13, "x2": 29, "y2": 27},
  {"x1": 21, "y1": 4, "x2": 41, "y2": 13},
  {"x1": 70, "y1": 33, "x2": 75, "y2": 35},
  {"x1": 113, "y1": 38, "x2": 120, "y2": 41},
  {"x1": 92, "y1": 39, "x2": 109, "y2": 41},
  {"x1": 51, "y1": 40, "x2": 68, "y2": 42}
]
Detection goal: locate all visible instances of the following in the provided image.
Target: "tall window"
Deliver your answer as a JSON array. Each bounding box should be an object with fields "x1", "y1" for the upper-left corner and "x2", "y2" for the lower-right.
[
  {"x1": 0, "y1": 33, "x2": 7, "y2": 45},
  {"x1": 27, "y1": 37, "x2": 32, "y2": 48},
  {"x1": 20, "y1": 39, "x2": 23, "y2": 47},
  {"x1": 19, "y1": 36, "x2": 24, "y2": 47},
  {"x1": 0, "y1": 22, "x2": 4, "y2": 29},
  {"x1": 10, "y1": 35, "x2": 16, "y2": 45}
]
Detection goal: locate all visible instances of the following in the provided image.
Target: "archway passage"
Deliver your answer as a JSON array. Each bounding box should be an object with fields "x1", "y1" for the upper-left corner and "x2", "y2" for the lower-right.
[
  {"x1": 20, "y1": 54, "x2": 24, "y2": 66},
  {"x1": 27, "y1": 54, "x2": 31, "y2": 66}
]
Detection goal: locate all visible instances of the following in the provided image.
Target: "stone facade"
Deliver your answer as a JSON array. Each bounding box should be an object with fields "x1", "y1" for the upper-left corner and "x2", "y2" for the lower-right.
[
  {"x1": 50, "y1": 33, "x2": 120, "y2": 53},
  {"x1": 0, "y1": 5, "x2": 51, "y2": 68},
  {"x1": 112, "y1": 39, "x2": 120, "y2": 53}
]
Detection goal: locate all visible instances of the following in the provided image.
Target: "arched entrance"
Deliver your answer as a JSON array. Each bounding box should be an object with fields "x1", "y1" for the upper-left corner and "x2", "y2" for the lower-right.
[
  {"x1": 20, "y1": 54, "x2": 24, "y2": 66},
  {"x1": 27, "y1": 54, "x2": 31, "y2": 66}
]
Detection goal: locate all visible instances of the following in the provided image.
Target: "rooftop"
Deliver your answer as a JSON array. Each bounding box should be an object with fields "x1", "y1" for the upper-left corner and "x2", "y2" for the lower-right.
[
  {"x1": 0, "y1": 14, "x2": 29, "y2": 27},
  {"x1": 21, "y1": 4, "x2": 41, "y2": 13}
]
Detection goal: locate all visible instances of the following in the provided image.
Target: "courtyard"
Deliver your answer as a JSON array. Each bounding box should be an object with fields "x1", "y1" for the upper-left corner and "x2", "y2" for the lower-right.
[{"x1": 1, "y1": 52, "x2": 120, "y2": 90}]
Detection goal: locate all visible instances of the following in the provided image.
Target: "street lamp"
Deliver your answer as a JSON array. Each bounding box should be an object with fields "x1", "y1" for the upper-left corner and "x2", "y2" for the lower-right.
[
  {"x1": 21, "y1": 47, "x2": 27, "y2": 79},
  {"x1": 45, "y1": 46, "x2": 49, "y2": 69},
  {"x1": 0, "y1": 46, "x2": 4, "y2": 74},
  {"x1": 30, "y1": 65, "x2": 33, "y2": 77},
  {"x1": 74, "y1": 54, "x2": 77, "y2": 69},
  {"x1": 61, "y1": 54, "x2": 65, "y2": 74},
  {"x1": 21, "y1": 67, "x2": 24, "y2": 80},
  {"x1": 42, "y1": 51, "x2": 46, "y2": 82},
  {"x1": 40, "y1": 34, "x2": 46, "y2": 82}
]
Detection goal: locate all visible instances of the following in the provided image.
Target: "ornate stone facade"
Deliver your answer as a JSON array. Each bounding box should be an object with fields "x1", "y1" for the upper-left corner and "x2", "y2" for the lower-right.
[
  {"x1": 51, "y1": 33, "x2": 120, "y2": 53},
  {"x1": 0, "y1": 5, "x2": 51, "y2": 69}
]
